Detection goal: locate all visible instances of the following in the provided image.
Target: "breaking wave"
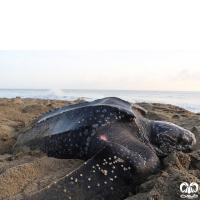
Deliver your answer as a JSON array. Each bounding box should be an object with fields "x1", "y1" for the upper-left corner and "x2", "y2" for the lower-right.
[{"x1": 0, "y1": 89, "x2": 199, "y2": 113}]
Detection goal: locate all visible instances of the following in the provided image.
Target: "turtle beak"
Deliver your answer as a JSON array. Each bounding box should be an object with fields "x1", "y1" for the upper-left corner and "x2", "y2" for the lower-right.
[
  {"x1": 178, "y1": 129, "x2": 196, "y2": 150},
  {"x1": 191, "y1": 134, "x2": 196, "y2": 146}
]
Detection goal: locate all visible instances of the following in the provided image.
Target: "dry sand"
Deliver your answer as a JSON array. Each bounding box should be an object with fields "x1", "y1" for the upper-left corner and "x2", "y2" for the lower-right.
[{"x1": 0, "y1": 98, "x2": 200, "y2": 200}]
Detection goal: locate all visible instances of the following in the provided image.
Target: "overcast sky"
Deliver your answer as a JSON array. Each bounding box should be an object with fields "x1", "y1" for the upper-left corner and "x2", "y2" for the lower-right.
[{"x1": 0, "y1": 50, "x2": 200, "y2": 91}]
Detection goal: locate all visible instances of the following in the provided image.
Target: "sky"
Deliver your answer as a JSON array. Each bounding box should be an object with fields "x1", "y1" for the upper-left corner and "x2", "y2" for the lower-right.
[{"x1": 0, "y1": 50, "x2": 200, "y2": 91}]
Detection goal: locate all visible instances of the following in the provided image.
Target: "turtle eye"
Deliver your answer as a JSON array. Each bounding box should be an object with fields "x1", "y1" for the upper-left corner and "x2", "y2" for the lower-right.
[{"x1": 177, "y1": 137, "x2": 183, "y2": 144}]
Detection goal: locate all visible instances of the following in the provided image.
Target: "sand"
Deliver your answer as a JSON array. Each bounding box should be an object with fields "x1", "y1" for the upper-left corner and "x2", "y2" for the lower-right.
[{"x1": 0, "y1": 98, "x2": 200, "y2": 200}]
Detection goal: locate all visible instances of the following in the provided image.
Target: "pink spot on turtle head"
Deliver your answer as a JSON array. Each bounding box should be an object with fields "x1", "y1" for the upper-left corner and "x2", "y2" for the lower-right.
[{"x1": 99, "y1": 135, "x2": 107, "y2": 141}]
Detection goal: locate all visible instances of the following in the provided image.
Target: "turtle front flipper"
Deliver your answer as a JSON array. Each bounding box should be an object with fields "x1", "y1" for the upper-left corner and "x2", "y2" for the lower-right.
[{"x1": 21, "y1": 141, "x2": 159, "y2": 200}]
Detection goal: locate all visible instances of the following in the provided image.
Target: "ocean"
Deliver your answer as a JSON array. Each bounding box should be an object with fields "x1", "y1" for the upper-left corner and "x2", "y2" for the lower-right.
[{"x1": 0, "y1": 89, "x2": 200, "y2": 113}]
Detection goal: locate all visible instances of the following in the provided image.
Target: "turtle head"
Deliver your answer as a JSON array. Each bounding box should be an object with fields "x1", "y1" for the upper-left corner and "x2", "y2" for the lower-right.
[{"x1": 150, "y1": 121, "x2": 196, "y2": 157}]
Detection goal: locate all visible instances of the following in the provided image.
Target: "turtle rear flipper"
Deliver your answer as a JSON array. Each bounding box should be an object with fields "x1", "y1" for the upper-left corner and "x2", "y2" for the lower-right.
[{"x1": 22, "y1": 141, "x2": 159, "y2": 200}]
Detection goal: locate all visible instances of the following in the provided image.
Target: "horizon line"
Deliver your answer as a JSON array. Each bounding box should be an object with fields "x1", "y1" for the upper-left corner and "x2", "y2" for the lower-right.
[{"x1": 0, "y1": 88, "x2": 200, "y2": 93}]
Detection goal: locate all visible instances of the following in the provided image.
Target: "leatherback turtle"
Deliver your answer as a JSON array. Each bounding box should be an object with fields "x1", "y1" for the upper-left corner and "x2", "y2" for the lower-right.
[{"x1": 13, "y1": 97, "x2": 196, "y2": 200}]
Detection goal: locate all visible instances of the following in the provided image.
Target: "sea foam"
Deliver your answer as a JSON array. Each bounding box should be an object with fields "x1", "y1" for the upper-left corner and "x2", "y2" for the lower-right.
[{"x1": 0, "y1": 89, "x2": 199, "y2": 113}]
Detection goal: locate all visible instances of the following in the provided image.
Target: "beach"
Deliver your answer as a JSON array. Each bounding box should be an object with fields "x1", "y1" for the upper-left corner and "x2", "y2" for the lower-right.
[{"x1": 0, "y1": 97, "x2": 200, "y2": 200}]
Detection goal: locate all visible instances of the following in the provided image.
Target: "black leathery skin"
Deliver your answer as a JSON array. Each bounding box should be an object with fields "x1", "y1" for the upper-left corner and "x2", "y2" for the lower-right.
[
  {"x1": 12, "y1": 97, "x2": 194, "y2": 200},
  {"x1": 13, "y1": 99, "x2": 136, "y2": 160},
  {"x1": 23, "y1": 141, "x2": 159, "y2": 200}
]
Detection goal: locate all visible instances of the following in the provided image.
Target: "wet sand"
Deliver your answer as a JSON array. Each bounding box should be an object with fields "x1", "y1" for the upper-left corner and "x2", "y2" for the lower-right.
[{"x1": 0, "y1": 98, "x2": 200, "y2": 200}]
